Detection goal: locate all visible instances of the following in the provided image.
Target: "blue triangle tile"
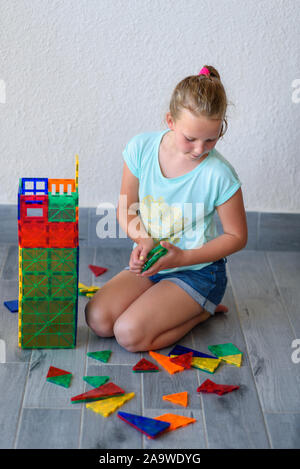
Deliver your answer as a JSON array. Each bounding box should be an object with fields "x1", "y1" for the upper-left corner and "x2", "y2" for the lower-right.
[
  {"x1": 168, "y1": 344, "x2": 215, "y2": 359},
  {"x1": 117, "y1": 411, "x2": 170, "y2": 438},
  {"x1": 4, "y1": 300, "x2": 18, "y2": 313}
]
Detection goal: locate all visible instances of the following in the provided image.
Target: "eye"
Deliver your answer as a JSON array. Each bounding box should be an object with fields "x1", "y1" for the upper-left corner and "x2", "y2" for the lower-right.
[{"x1": 185, "y1": 136, "x2": 217, "y2": 143}]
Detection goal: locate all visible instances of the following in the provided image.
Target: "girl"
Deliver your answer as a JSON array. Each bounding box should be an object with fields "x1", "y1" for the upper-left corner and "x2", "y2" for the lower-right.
[{"x1": 85, "y1": 65, "x2": 247, "y2": 352}]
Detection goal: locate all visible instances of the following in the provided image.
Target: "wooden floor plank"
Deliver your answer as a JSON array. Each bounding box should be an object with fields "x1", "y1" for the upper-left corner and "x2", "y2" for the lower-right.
[
  {"x1": 0, "y1": 205, "x2": 18, "y2": 245},
  {"x1": 16, "y1": 408, "x2": 81, "y2": 449},
  {"x1": 0, "y1": 363, "x2": 28, "y2": 449},
  {"x1": 143, "y1": 409, "x2": 205, "y2": 450},
  {"x1": 1, "y1": 234, "x2": 299, "y2": 448},
  {"x1": 143, "y1": 366, "x2": 202, "y2": 411},
  {"x1": 0, "y1": 280, "x2": 31, "y2": 363},
  {"x1": 200, "y1": 364, "x2": 270, "y2": 448},
  {"x1": 228, "y1": 250, "x2": 300, "y2": 413},
  {"x1": 264, "y1": 412, "x2": 300, "y2": 449},
  {"x1": 80, "y1": 364, "x2": 142, "y2": 449},
  {"x1": 267, "y1": 251, "x2": 300, "y2": 335},
  {"x1": 0, "y1": 245, "x2": 8, "y2": 275},
  {"x1": 22, "y1": 301, "x2": 88, "y2": 409},
  {"x1": 93, "y1": 245, "x2": 132, "y2": 286},
  {"x1": 192, "y1": 281, "x2": 269, "y2": 448},
  {"x1": 87, "y1": 332, "x2": 141, "y2": 366},
  {"x1": 1, "y1": 245, "x2": 18, "y2": 280}
]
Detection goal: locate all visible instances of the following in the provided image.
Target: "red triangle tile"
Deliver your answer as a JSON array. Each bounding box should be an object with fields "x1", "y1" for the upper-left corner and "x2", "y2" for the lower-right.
[
  {"x1": 71, "y1": 382, "x2": 125, "y2": 403},
  {"x1": 197, "y1": 379, "x2": 240, "y2": 395},
  {"x1": 88, "y1": 265, "x2": 108, "y2": 276},
  {"x1": 46, "y1": 366, "x2": 71, "y2": 379},
  {"x1": 132, "y1": 358, "x2": 159, "y2": 372},
  {"x1": 169, "y1": 352, "x2": 193, "y2": 369}
]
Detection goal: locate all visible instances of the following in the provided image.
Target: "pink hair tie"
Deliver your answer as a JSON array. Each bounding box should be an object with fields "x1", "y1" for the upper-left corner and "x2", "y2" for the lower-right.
[{"x1": 198, "y1": 67, "x2": 210, "y2": 77}]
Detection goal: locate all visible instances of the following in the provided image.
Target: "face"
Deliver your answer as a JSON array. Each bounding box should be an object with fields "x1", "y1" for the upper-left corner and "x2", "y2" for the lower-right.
[{"x1": 166, "y1": 109, "x2": 223, "y2": 161}]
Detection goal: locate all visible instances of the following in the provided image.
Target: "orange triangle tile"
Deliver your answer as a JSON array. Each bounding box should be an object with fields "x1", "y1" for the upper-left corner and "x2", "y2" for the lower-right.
[
  {"x1": 149, "y1": 351, "x2": 184, "y2": 374},
  {"x1": 154, "y1": 413, "x2": 196, "y2": 432},
  {"x1": 163, "y1": 391, "x2": 188, "y2": 407},
  {"x1": 169, "y1": 352, "x2": 193, "y2": 369}
]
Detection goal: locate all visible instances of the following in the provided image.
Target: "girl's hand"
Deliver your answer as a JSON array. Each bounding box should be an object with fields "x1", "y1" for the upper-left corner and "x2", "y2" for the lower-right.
[
  {"x1": 137, "y1": 241, "x2": 184, "y2": 277},
  {"x1": 129, "y1": 238, "x2": 155, "y2": 274}
]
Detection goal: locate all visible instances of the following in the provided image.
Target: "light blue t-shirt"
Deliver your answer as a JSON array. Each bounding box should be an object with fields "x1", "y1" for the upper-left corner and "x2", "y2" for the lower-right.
[{"x1": 122, "y1": 129, "x2": 242, "y2": 274}]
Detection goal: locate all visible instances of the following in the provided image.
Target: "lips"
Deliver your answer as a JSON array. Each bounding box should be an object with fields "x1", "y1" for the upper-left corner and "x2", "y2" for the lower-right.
[{"x1": 191, "y1": 152, "x2": 208, "y2": 159}]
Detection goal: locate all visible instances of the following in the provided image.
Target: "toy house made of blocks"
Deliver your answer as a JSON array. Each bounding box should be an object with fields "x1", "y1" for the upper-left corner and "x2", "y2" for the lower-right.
[{"x1": 18, "y1": 156, "x2": 79, "y2": 348}]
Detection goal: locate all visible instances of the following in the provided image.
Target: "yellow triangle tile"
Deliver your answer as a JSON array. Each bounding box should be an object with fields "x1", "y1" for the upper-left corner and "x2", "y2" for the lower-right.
[
  {"x1": 191, "y1": 357, "x2": 221, "y2": 373},
  {"x1": 86, "y1": 286, "x2": 100, "y2": 292},
  {"x1": 219, "y1": 354, "x2": 242, "y2": 367},
  {"x1": 86, "y1": 392, "x2": 135, "y2": 417}
]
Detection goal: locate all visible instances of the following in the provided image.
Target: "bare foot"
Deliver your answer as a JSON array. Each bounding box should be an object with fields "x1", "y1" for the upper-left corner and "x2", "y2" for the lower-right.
[{"x1": 214, "y1": 303, "x2": 228, "y2": 313}]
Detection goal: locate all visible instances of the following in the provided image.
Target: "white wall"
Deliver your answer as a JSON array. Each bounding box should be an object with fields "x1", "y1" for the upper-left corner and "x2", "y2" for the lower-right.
[{"x1": 0, "y1": 0, "x2": 299, "y2": 212}]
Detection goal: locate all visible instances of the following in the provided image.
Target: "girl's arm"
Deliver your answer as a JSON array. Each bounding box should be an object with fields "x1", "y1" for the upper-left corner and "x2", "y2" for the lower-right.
[
  {"x1": 181, "y1": 188, "x2": 248, "y2": 266},
  {"x1": 117, "y1": 161, "x2": 151, "y2": 243}
]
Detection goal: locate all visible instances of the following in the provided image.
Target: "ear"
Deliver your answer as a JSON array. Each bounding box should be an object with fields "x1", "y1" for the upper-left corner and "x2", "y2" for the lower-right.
[{"x1": 166, "y1": 112, "x2": 175, "y2": 130}]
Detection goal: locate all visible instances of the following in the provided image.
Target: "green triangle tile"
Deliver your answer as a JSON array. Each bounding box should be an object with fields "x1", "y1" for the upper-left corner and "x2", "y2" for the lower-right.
[
  {"x1": 83, "y1": 376, "x2": 110, "y2": 387},
  {"x1": 47, "y1": 373, "x2": 72, "y2": 388},
  {"x1": 87, "y1": 351, "x2": 111, "y2": 363},
  {"x1": 207, "y1": 343, "x2": 242, "y2": 358}
]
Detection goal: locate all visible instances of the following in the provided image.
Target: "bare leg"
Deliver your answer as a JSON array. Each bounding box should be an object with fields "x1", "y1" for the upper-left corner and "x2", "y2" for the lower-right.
[
  {"x1": 85, "y1": 270, "x2": 154, "y2": 337},
  {"x1": 147, "y1": 309, "x2": 211, "y2": 350},
  {"x1": 113, "y1": 280, "x2": 213, "y2": 352}
]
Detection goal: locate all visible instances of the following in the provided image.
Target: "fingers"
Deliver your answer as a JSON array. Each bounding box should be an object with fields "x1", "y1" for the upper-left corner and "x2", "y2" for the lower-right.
[
  {"x1": 129, "y1": 252, "x2": 146, "y2": 274},
  {"x1": 137, "y1": 261, "x2": 161, "y2": 277}
]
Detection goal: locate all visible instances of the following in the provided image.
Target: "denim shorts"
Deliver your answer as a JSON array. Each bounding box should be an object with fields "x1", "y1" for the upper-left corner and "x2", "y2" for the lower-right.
[{"x1": 124, "y1": 258, "x2": 228, "y2": 316}]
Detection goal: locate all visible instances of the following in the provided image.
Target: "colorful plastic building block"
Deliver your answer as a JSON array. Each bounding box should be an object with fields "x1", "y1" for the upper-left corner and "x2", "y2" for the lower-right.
[
  {"x1": 71, "y1": 382, "x2": 125, "y2": 403},
  {"x1": 117, "y1": 411, "x2": 170, "y2": 439},
  {"x1": 87, "y1": 351, "x2": 111, "y2": 363},
  {"x1": 4, "y1": 300, "x2": 19, "y2": 313},
  {"x1": 154, "y1": 413, "x2": 196, "y2": 432},
  {"x1": 141, "y1": 245, "x2": 168, "y2": 273},
  {"x1": 21, "y1": 178, "x2": 48, "y2": 196},
  {"x1": 190, "y1": 356, "x2": 221, "y2": 374},
  {"x1": 46, "y1": 366, "x2": 72, "y2": 388},
  {"x1": 132, "y1": 358, "x2": 159, "y2": 373},
  {"x1": 208, "y1": 343, "x2": 243, "y2": 367},
  {"x1": 169, "y1": 344, "x2": 221, "y2": 373},
  {"x1": 169, "y1": 352, "x2": 193, "y2": 369},
  {"x1": 83, "y1": 376, "x2": 110, "y2": 388},
  {"x1": 18, "y1": 157, "x2": 79, "y2": 349},
  {"x1": 197, "y1": 379, "x2": 240, "y2": 395},
  {"x1": 149, "y1": 351, "x2": 184, "y2": 374},
  {"x1": 88, "y1": 265, "x2": 108, "y2": 276},
  {"x1": 168, "y1": 344, "x2": 216, "y2": 359},
  {"x1": 162, "y1": 391, "x2": 188, "y2": 407},
  {"x1": 78, "y1": 282, "x2": 100, "y2": 297},
  {"x1": 86, "y1": 392, "x2": 135, "y2": 417}
]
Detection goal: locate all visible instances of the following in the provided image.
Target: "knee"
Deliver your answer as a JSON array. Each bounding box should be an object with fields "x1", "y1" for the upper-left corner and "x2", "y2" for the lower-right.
[
  {"x1": 84, "y1": 300, "x2": 114, "y2": 337},
  {"x1": 113, "y1": 316, "x2": 146, "y2": 352}
]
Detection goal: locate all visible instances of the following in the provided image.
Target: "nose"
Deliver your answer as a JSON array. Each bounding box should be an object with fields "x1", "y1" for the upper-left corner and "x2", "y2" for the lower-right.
[{"x1": 194, "y1": 142, "x2": 206, "y2": 155}]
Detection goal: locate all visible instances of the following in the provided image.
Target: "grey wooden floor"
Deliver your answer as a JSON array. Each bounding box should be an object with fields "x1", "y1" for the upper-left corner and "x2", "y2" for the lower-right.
[{"x1": 0, "y1": 238, "x2": 300, "y2": 448}]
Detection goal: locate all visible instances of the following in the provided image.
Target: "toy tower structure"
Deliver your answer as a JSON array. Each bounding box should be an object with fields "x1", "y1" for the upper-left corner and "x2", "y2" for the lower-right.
[{"x1": 18, "y1": 156, "x2": 79, "y2": 348}]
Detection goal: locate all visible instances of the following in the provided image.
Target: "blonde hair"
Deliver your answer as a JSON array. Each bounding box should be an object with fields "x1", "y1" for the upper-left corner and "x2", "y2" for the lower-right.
[{"x1": 168, "y1": 65, "x2": 229, "y2": 139}]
